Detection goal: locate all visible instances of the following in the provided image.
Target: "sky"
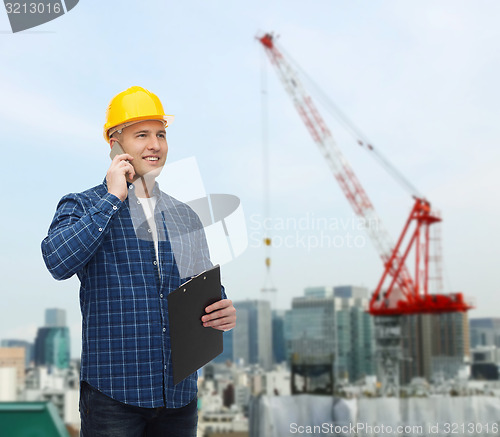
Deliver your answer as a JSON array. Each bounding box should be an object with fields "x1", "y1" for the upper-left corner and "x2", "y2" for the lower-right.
[{"x1": 1, "y1": 1, "x2": 499, "y2": 358}]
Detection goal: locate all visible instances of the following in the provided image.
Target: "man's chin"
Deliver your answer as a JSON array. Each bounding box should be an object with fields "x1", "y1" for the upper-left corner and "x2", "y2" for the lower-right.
[{"x1": 140, "y1": 166, "x2": 164, "y2": 179}]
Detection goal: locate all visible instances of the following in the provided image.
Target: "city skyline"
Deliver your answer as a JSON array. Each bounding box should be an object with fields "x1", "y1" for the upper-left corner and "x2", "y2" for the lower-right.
[
  {"x1": 0, "y1": 298, "x2": 490, "y2": 363},
  {"x1": 1, "y1": 1, "x2": 499, "y2": 359}
]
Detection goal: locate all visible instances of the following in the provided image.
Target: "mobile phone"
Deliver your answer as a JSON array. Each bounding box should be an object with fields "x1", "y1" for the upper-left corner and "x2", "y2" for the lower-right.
[{"x1": 109, "y1": 141, "x2": 125, "y2": 160}]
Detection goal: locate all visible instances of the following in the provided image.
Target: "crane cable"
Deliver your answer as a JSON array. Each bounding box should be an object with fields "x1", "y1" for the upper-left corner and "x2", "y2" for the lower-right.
[
  {"x1": 260, "y1": 46, "x2": 277, "y2": 299},
  {"x1": 279, "y1": 43, "x2": 422, "y2": 199}
]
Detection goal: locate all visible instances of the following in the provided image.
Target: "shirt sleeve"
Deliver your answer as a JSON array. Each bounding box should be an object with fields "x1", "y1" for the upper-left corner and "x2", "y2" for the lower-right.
[
  {"x1": 41, "y1": 192, "x2": 124, "y2": 280},
  {"x1": 220, "y1": 284, "x2": 227, "y2": 300}
]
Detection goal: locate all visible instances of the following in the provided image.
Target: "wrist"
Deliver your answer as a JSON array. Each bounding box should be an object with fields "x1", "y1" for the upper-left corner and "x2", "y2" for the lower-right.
[
  {"x1": 108, "y1": 188, "x2": 126, "y2": 202},
  {"x1": 106, "y1": 191, "x2": 126, "y2": 204}
]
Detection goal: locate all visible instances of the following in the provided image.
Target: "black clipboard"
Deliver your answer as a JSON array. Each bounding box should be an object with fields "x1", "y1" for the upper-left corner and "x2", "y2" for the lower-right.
[{"x1": 167, "y1": 264, "x2": 223, "y2": 385}]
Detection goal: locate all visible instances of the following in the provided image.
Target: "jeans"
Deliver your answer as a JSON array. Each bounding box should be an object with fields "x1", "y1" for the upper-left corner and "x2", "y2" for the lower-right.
[{"x1": 80, "y1": 381, "x2": 198, "y2": 437}]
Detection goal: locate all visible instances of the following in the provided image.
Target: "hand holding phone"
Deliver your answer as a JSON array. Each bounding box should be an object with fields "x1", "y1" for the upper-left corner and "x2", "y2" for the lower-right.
[{"x1": 107, "y1": 141, "x2": 135, "y2": 201}]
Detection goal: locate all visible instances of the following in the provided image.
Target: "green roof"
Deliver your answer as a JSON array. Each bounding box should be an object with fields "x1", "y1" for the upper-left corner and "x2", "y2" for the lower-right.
[{"x1": 0, "y1": 402, "x2": 70, "y2": 437}]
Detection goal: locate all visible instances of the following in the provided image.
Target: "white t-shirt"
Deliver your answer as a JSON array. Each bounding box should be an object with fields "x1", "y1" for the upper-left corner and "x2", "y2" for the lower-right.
[{"x1": 138, "y1": 196, "x2": 159, "y2": 266}]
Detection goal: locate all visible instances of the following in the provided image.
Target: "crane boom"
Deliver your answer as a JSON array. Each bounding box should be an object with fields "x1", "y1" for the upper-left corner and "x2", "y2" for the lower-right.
[{"x1": 258, "y1": 33, "x2": 472, "y2": 315}]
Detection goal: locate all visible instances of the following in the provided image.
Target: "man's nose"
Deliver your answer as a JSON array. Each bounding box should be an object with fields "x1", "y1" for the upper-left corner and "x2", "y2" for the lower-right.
[{"x1": 148, "y1": 137, "x2": 161, "y2": 150}]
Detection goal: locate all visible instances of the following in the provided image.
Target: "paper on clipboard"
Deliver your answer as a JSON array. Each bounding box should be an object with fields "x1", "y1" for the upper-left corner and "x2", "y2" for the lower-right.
[{"x1": 167, "y1": 264, "x2": 223, "y2": 385}]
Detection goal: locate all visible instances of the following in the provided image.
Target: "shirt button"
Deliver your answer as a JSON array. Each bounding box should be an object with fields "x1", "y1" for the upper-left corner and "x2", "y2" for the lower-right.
[
  {"x1": 147, "y1": 229, "x2": 152, "y2": 233},
  {"x1": 112, "y1": 205, "x2": 118, "y2": 210},
  {"x1": 137, "y1": 200, "x2": 141, "y2": 204},
  {"x1": 98, "y1": 228, "x2": 103, "y2": 232},
  {"x1": 160, "y1": 294, "x2": 163, "y2": 298},
  {"x1": 164, "y1": 365, "x2": 167, "y2": 370},
  {"x1": 153, "y1": 260, "x2": 157, "y2": 266},
  {"x1": 163, "y1": 327, "x2": 166, "y2": 332},
  {"x1": 129, "y1": 185, "x2": 134, "y2": 190}
]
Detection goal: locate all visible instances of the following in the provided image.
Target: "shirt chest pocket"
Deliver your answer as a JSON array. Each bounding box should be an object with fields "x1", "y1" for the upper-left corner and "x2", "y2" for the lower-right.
[{"x1": 100, "y1": 226, "x2": 153, "y2": 271}]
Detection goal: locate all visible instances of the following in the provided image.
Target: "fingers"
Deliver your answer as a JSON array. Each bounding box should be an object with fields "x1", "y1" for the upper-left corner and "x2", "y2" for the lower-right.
[
  {"x1": 205, "y1": 299, "x2": 232, "y2": 314},
  {"x1": 212, "y1": 323, "x2": 235, "y2": 332},
  {"x1": 202, "y1": 308, "x2": 235, "y2": 323},
  {"x1": 205, "y1": 318, "x2": 236, "y2": 331},
  {"x1": 111, "y1": 154, "x2": 135, "y2": 180},
  {"x1": 112, "y1": 153, "x2": 134, "y2": 163},
  {"x1": 119, "y1": 160, "x2": 135, "y2": 180},
  {"x1": 202, "y1": 299, "x2": 236, "y2": 331}
]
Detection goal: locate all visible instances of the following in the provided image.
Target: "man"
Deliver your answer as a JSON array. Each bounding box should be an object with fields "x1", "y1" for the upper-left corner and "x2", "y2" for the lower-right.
[{"x1": 41, "y1": 86, "x2": 236, "y2": 436}]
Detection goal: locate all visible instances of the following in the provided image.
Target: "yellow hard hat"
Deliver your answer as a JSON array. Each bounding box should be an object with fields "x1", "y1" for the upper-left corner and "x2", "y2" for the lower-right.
[{"x1": 103, "y1": 86, "x2": 174, "y2": 142}]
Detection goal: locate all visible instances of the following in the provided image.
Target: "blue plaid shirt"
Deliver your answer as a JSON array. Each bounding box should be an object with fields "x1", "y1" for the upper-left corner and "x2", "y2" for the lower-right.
[{"x1": 41, "y1": 179, "x2": 226, "y2": 408}]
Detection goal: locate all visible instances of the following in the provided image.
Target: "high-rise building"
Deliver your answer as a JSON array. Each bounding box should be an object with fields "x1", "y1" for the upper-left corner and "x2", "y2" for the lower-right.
[
  {"x1": 1, "y1": 340, "x2": 34, "y2": 366},
  {"x1": 34, "y1": 327, "x2": 70, "y2": 369},
  {"x1": 272, "y1": 310, "x2": 287, "y2": 364},
  {"x1": 0, "y1": 347, "x2": 26, "y2": 390},
  {"x1": 45, "y1": 309, "x2": 66, "y2": 327},
  {"x1": 469, "y1": 318, "x2": 500, "y2": 348},
  {"x1": 285, "y1": 286, "x2": 375, "y2": 383},
  {"x1": 469, "y1": 318, "x2": 500, "y2": 381},
  {"x1": 233, "y1": 307, "x2": 249, "y2": 366},
  {"x1": 33, "y1": 308, "x2": 70, "y2": 369},
  {"x1": 212, "y1": 330, "x2": 234, "y2": 364},
  {"x1": 334, "y1": 286, "x2": 376, "y2": 381},
  {"x1": 401, "y1": 312, "x2": 470, "y2": 383},
  {"x1": 333, "y1": 285, "x2": 369, "y2": 300},
  {"x1": 401, "y1": 314, "x2": 433, "y2": 383},
  {"x1": 232, "y1": 300, "x2": 272, "y2": 370},
  {"x1": 350, "y1": 304, "x2": 376, "y2": 381}
]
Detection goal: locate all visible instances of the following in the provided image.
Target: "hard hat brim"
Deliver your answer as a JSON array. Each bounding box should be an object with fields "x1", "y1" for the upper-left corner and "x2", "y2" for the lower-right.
[{"x1": 105, "y1": 115, "x2": 175, "y2": 142}]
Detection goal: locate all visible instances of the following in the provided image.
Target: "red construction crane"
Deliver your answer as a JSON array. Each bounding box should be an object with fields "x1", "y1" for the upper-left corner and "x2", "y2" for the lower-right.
[{"x1": 258, "y1": 33, "x2": 473, "y2": 317}]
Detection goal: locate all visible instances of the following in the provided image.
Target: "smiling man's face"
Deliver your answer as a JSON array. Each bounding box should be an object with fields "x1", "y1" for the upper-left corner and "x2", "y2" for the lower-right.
[{"x1": 111, "y1": 120, "x2": 168, "y2": 180}]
